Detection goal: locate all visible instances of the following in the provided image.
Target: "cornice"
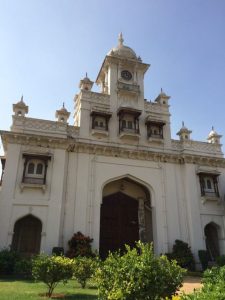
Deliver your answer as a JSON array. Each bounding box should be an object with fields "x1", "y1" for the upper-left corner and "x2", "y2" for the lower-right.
[{"x1": 1, "y1": 131, "x2": 225, "y2": 168}]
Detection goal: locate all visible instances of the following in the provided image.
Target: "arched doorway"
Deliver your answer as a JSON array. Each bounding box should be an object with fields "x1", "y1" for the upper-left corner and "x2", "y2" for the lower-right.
[
  {"x1": 204, "y1": 222, "x2": 220, "y2": 260},
  {"x1": 12, "y1": 215, "x2": 42, "y2": 256},
  {"x1": 100, "y1": 177, "x2": 152, "y2": 258}
]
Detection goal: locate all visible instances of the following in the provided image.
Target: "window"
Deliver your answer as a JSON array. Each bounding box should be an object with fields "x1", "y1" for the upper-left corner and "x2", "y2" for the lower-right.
[
  {"x1": 117, "y1": 108, "x2": 141, "y2": 135},
  {"x1": 91, "y1": 112, "x2": 111, "y2": 131},
  {"x1": 22, "y1": 154, "x2": 51, "y2": 185},
  {"x1": 146, "y1": 122, "x2": 164, "y2": 139},
  {"x1": 36, "y1": 163, "x2": 44, "y2": 175},
  {"x1": 27, "y1": 162, "x2": 35, "y2": 174},
  {"x1": 198, "y1": 173, "x2": 220, "y2": 198},
  {"x1": 128, "y1": 121, "x2": 133, "y2": 129},
  {"x1": 206, "y1": 179, "x2": 212, "y2": 190}
]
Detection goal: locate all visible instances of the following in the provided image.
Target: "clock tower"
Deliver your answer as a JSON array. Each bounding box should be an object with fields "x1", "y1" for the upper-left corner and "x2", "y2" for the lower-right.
[{"x1": 96, "y1": 33, "x2": 149, "y2": 112}]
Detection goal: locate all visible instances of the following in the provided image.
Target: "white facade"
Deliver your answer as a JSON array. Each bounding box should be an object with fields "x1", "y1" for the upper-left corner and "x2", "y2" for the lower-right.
[{"x1": 1, "y1": 34, "x2": 225, "y2": 264}]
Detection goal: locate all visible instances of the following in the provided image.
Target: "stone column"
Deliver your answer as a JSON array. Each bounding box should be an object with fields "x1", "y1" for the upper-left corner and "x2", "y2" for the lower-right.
[{"x1": 138, "y1": 198, "x2": 146, "y2": 242}]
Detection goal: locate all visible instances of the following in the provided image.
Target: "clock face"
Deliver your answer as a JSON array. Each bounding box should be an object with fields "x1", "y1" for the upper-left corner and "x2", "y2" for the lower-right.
[{"x1": 121, "y1": 70, "x2": 132, "y2": 81}]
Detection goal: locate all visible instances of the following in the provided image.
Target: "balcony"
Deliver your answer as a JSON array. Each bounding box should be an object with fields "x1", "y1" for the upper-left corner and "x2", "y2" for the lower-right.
[{"x1": 117, "y1": 81, "x2": 140, "y2": 96}]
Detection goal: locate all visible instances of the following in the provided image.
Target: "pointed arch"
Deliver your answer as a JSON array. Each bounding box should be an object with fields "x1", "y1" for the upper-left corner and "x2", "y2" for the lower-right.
[
  {"x1": 101, "y1": 174, "x2": 154, "y2": 206},
  {"x1": 204, "y1": 222, "x2": 220, "y2": 260},
  {"x1": 12, "y1": 214, "x2": 42, "y2": 256},
  {"x1": 100, "y1": 175, "x2": 153, "y2": 258}
]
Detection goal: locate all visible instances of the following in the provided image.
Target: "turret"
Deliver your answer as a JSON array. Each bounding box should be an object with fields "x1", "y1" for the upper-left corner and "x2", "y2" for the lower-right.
[
  {"x1": 55, "y1": 103, "x2": 70, "y2": 123},
  {"x1": 13, "y1": 96, "x2": 28, "y2": 117},
  {"x1": 207, "y1": 127, "x2": 222, "y2": 144},
  {"x1": 177, "y1": 122, "x2": 192, "y2": 141},
  {"x1": 79, "y1": 73, "x2": 94, "y2": 91}
]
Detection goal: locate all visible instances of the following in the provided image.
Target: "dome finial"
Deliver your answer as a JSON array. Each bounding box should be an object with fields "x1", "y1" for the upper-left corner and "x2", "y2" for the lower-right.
[
  {"x1": 212, "y1": 126, "x2": 214, "y2": 131},
  {"x1": 118, "y1": 32, "x2": 124, "y2": 46},
  {"x1": 182, "y1": 121, "x2": 184, "y2": 127}
]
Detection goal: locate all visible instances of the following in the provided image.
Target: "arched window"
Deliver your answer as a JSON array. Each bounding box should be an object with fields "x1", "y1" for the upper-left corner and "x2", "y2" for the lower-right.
[
  {"x1": 207, "y1": 179, "x2": 212, "y2": 190},
  {"x1": 27, "y1": 162, "x2": 35, "y2": 174},
  {"x1": 22, "y1": 154, "x2": 51, "y2": 185},
  {"x1": 36, "y1": 163, "x2": 44, "y2": 175}
]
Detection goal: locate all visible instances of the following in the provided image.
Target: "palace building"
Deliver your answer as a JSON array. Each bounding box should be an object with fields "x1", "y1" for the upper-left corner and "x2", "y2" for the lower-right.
[{"x1": 0, "y1": 34, "x2": 225, "y2": 264}]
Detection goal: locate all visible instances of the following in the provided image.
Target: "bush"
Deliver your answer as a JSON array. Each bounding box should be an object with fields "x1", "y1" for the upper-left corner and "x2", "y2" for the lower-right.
[
  {"x1": 0, "y1": 248, "x2": 20, "y2": 275},
  {"x1": 66, "y1": 231, "x2": 94, "y2": 258},
  {"x1": 216, "y1": 255, "x2": 225, "y2": 267},
  {"x1": 181, "y1": 266, "x2": 225, "y2": 300},
  {"x1": 32, "y1": 254, "x2": 74, "y2": 297},
  {"x1": 167, "y1": 240, "x2": 195, "y2": 271},
  {"x1": 198, "y1": 250, "x2": 210, "y2": 271},
  {"x1": 95, "y1": 241, "x2": 185, "y2": 300},
  {"x1": 14, "y1": 258, "x2": 33, "y2": 278},
  {"x1": 52, "y1": 247, "x2": 64, "y2": 256},
  {"x1": 73, "y1": 256, "x2": 97, "y2": 288}
]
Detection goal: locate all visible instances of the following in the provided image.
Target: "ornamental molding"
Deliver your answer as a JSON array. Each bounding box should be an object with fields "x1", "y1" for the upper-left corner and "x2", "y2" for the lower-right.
[
  {"x1": 144, "y1": 102, "x2": 170, "y2": 116},
  {"x1": 1, "y1": 131, "x2": 225, "y2": 167}
]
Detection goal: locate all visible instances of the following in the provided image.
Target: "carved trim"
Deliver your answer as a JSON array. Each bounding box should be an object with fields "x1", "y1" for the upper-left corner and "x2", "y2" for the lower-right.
[{"x1": 1, "y1": 131, "x2": 225, "y2": 167}]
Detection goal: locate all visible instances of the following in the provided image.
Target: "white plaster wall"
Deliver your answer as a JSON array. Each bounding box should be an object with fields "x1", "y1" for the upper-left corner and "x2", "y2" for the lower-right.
[{"x1": 0, "y1": 143, "x2": 21, "y2": 248}]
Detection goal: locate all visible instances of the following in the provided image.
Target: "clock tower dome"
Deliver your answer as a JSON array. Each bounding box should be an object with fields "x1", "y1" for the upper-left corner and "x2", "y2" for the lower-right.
[{"x1": 96, "y1": 33, "x2": 149, "y2": 112}]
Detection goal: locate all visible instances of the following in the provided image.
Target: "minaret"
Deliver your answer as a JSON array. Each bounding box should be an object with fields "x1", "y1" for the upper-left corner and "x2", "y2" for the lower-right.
[
  {"x1": 55, "y1": 103, "x2": 70, "y2": 123},
  {"x1": 207, "y1": 126, "x2": 222, "y2": 144},
  {"x1": 177, "y1": 121, "x2": 192, "y2": 141},
  {"x1": 13, "y1": 96, "x2": 29, "y2": 117}
]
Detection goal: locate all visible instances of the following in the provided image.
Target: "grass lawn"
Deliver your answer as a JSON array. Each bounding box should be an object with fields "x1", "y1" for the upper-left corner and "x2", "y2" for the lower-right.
[{"x1": 0, "y1": 278, "x2": 98, "y2": 300}]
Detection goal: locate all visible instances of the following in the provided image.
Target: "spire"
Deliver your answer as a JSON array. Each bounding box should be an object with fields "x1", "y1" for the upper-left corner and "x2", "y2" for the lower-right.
[
  {"x1": 62, "y1": 102, "x2": 65, "y2": 108},
  {"x1": 182, "y1": 121, "x2": 185, "y2": 127},
  {"x1": 118, "y1": 32, "x2": 124, "y2": 46}
]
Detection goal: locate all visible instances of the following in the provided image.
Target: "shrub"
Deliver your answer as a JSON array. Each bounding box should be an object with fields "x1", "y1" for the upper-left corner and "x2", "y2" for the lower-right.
[
  {"x1": 95, "y1": 241, "x2": 185, "y2": 300},
  {"x1": 67, "y1": 231, "x2": 94, "y2": 258},
  {"x1": 198, "y1": 250, "x2": 210, "y2": 271},
  {"x1": 167, "y1": 240, "x2": 195, "y2": 271},
  {"x1": 52, "y1": 247, "x2": 64, "y2": 256},
  {"x1": 181, "y1": 266, "x2": 225, "y2": 300},
  {"x1": 216, "y1": 255, "x2": 225, "y2": 267},
  {"x1": 14, "y1": 258, "x2": 33, "y2": 278},
  {"x1": 0, "y1": 248, "x2": 20, "y2": 275},
  {"x1": 32, "y1": 254, "x2": 74, "y2": 297},
  {"x1": 73, "y1": 256, "x2": 98, "y2": 288}
]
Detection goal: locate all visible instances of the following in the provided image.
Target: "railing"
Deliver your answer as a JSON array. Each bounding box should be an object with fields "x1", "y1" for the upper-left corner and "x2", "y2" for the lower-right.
[{"x1": 22, "y1": 177, "x2": 45, "y2": 185}]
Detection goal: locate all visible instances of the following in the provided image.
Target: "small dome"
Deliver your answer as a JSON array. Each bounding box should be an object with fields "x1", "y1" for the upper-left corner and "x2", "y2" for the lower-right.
[
  {"x1": 179, "y1": 121, "x2": 189, "y2": 133},
  {"x1": 108, "y1": 33, "x2": 137, "y2": 60},
  {"x1": 208, "y1": 127, "x2": 218, "y2": 138},
  {"x1": 60, "y1": 103, "x2": 69, "y2": 113},
  {"x1": 82, "y1": 73, "x2": 92, "y2": 83}
]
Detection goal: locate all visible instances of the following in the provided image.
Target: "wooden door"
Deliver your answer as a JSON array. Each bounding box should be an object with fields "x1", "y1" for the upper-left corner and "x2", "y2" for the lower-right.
[
  {"x1": 12, "y1": 215, "x2": 42, "y2": 257},
  {"x1": 205, "y1": 223, "x2": 220, "y2": 260},
  {"x1": 100, "y1": 192, "x2": 139, "y2": 258}
]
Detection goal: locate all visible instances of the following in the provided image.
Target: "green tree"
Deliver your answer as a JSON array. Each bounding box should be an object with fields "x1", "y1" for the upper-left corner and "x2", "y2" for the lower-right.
[
  {"x1": 32, "y1": 254, "x2": 73, "y2": 298},
  {"x1": 95, "y1": 242, "x2": 185, "y2": 300},
  {"x1": 73, "y1": 256, "x2": 98, "y2": 288}
]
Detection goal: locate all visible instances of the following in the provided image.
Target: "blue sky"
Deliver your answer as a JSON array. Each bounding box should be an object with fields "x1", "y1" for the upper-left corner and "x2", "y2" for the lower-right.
[{"x1": 1, "y1": 0, "x2": 225, "y2": 155}]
